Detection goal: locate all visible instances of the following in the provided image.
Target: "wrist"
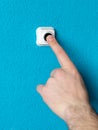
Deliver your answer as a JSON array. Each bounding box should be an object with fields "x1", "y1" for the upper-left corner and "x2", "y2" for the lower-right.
[{"x1": 64, "y1": 103, "x2": 98, "y2": 130}]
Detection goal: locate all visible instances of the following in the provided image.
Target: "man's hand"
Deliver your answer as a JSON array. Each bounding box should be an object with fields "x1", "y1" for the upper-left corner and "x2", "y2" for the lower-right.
[{"x1": 37, "y1": 35, "x2": 98, "y2": 130}]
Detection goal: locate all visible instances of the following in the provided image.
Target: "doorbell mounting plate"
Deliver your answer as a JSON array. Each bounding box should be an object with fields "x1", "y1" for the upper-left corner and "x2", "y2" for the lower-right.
[{"x1": 36, "y1": 27, "x2": 55, "y2": 46}]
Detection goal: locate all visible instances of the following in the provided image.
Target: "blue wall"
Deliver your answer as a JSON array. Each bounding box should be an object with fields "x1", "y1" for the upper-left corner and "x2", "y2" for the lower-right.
[{"x1": 0, "y1": 0, "x2": 98, "y2": 129}]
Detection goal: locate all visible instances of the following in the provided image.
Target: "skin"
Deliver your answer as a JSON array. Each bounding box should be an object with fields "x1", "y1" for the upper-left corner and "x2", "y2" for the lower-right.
[{"x1": 37, "y1": 35, "x2": 98, "y2": 130}]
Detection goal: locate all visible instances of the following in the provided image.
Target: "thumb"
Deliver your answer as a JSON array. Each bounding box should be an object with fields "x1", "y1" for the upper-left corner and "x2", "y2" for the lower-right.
[{"x1": 36, "y1": 85, "x2": 44, "y2": 95}]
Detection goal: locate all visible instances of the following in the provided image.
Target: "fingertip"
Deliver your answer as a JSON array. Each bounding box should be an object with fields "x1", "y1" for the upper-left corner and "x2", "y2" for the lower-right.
[
  {"x1": 44, "y1": 33, "x2": 52, "y2": 41},
  {"x1": 46, "y1": 35, "x2": 55, "y2": 43}
]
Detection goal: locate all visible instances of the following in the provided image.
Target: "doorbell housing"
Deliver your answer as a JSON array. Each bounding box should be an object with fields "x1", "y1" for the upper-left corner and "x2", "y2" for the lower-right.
[{"x1": 36, "y1": 27, "x2": 55, "y2": 46}]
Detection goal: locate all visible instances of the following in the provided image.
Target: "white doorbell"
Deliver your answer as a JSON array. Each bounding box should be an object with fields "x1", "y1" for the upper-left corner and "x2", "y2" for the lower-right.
[{"x1": 36, "y1": 27, "x2": 55, "y2": 46}]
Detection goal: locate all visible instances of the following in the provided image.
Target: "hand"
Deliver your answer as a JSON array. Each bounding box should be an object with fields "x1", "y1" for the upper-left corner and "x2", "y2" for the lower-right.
[{"x1": 37, "y1": 35, "x2": 98, "y2": 129}]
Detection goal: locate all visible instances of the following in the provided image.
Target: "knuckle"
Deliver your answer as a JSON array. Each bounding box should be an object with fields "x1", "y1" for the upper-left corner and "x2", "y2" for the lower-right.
[
  {"x1": 57, "y1": 47, "x2": 64, "y2": 56},
  {"x1": 41, "y1": 87, "x2": 50, "y2": 101},
  {"x1": 46, "y1": 77, "x2": 54, "y2": 85},
  {"x1": 70, "y1": 69, "x2": 80, "y2": 78},
  {"x1": 62, "y1": 66, "x2": 80, "y2": 78},
  {"x1": 71, "y1": 69, "x2": 77, "y2": 75},
  {"x1": 54, "y1": 68, "x2": 64, "y2": 77},
  {"x1": 42, "y1": 87, "x2": 48, "y2": 97}
]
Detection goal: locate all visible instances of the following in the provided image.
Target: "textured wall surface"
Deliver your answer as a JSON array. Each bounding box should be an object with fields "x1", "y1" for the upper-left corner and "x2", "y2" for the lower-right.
[{"x1": 0, "y1": 0, "x2": 98, "y2": 129}]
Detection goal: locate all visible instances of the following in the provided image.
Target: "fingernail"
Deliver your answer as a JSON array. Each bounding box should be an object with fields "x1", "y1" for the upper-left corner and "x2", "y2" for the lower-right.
[{"x1": 46, "y1": 35, "x2": 54, "y2": 42}]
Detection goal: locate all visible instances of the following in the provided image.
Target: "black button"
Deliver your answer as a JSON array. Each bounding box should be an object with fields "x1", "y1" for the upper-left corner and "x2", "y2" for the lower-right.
[{"x1": 44, "y1": 33, "x2": 52, "y2": 41}]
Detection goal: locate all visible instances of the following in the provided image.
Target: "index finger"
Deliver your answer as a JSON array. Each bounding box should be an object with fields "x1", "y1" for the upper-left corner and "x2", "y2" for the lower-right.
[{"x1": 46, "y1": 35, "x2": 76, "y2": 71}]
